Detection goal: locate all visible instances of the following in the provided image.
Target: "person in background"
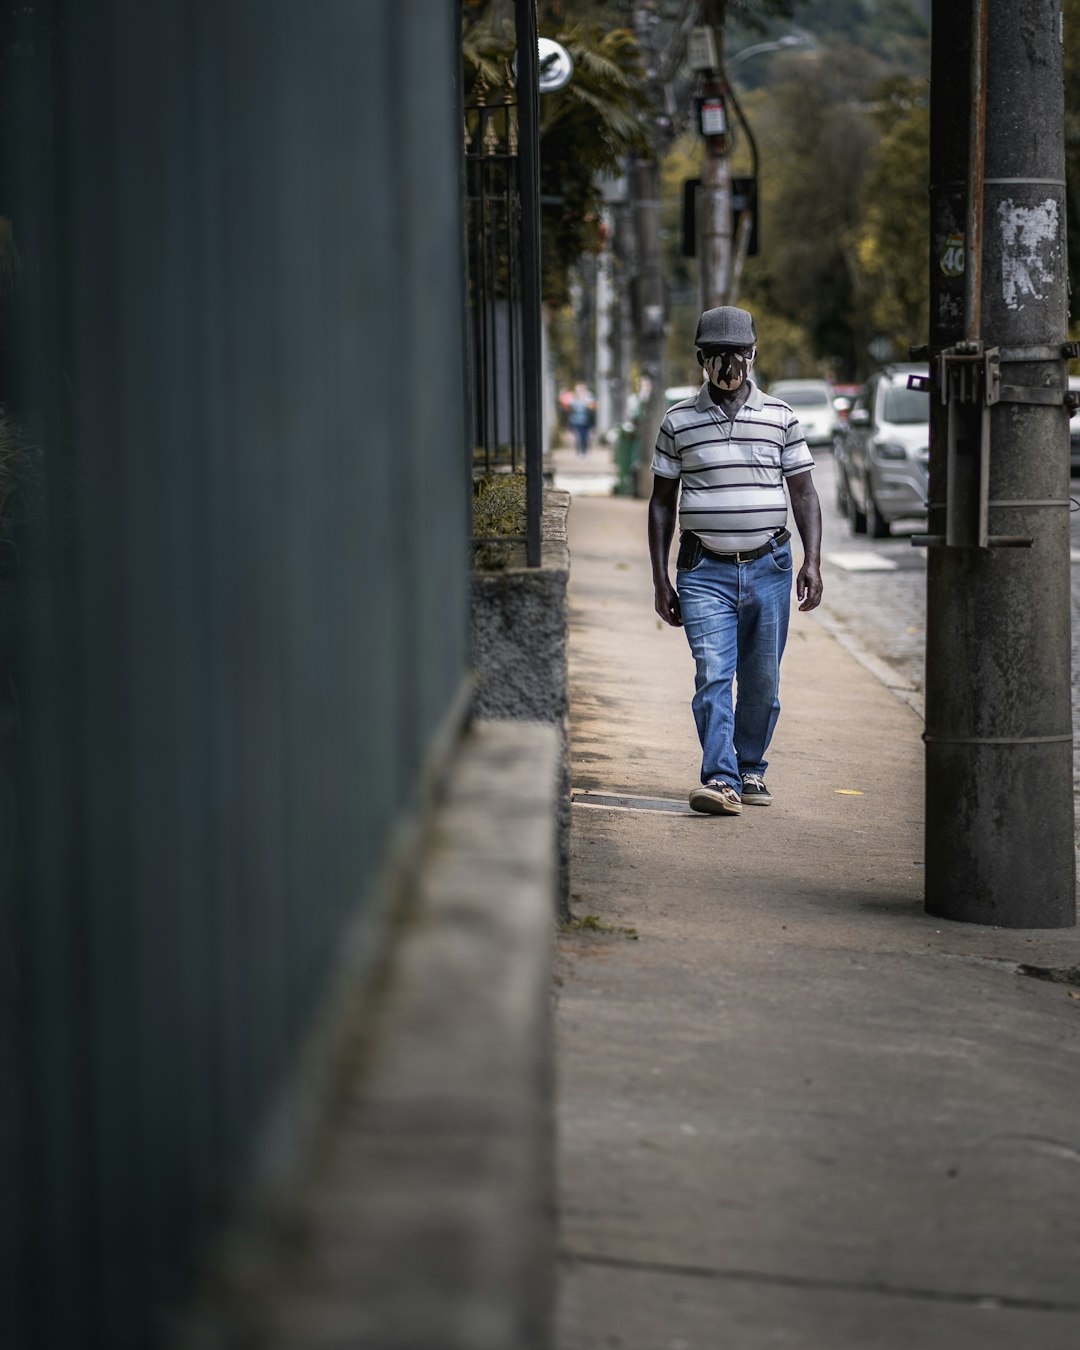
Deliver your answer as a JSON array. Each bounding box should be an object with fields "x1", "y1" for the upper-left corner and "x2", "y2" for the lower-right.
[{"x1": 567, "y1": 381, "x2": 596, "y2": 456}]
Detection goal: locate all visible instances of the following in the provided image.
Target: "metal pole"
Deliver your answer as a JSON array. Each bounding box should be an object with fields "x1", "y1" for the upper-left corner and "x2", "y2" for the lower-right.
[
  {"x1": 612, "y1": 189, "x2": 636, "y2": 495},
  {"x1": 724, "y1": 77, "x2": 757, "y2": 307},
  {"x1": 634, "y1": 157, "x2": 667, "y2": 498},
  {"x1": 962, "y1": 0, "x2": 988, "y2": 343},
  {"x1": 516, "y1": 0, "x2": 542, "y2": 566},
  {"x1": 924, "y1": 0, "x2": 1075, "y2": 927},
  {"x1": 698, "y1": 0, "x2": 730, "y2": 311}
]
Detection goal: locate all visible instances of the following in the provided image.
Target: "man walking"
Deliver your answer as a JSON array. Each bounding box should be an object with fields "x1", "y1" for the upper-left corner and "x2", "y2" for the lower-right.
[{"x1": 648, "y1": 306, "x2": 822, "y2": 815}]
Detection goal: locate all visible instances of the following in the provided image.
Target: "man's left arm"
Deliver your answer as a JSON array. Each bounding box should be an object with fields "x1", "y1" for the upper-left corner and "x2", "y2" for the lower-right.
[{"x1": 786, "y1": 470, "x2": 823, "y2": 612}]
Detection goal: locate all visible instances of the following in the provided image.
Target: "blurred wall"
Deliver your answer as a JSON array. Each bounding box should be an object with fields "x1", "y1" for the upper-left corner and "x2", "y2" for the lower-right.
[{"x1": 0, "y1": 2, "x2": 470, "y2": 1345}]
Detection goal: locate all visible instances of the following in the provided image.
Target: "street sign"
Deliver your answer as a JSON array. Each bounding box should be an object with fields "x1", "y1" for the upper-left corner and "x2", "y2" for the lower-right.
[
  {"x1": 537, "y1": 38, "x2": 573, "y2": 92},
  {"x1": 513, "y1": 38, "x2": 574, "y2": 94},
  {"x1": 939, "y1": 231, "x2": 965, "y2": 277}
]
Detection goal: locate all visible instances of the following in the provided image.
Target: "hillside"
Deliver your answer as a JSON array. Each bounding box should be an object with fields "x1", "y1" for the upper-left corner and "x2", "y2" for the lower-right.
[{"x1": 730, "y1": 0, "x2": 929, "y2": 82}]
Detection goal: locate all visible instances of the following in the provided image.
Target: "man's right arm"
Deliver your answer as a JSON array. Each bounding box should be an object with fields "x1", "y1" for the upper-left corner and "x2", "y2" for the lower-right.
[{"x1": 648, "y1": 474, "x2": 682, "y2": 627}]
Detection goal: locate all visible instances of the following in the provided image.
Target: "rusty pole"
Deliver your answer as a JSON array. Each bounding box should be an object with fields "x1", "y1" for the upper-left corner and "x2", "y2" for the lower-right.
[{"x1": 962, "y1": 0, "x2": 987, "y2": 343}]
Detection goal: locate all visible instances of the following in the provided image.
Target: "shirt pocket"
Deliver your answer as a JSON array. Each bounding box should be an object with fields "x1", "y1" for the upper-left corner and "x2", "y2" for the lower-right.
[{"x1": 749, "y1": 438, "x2": 783, "y2": 473}]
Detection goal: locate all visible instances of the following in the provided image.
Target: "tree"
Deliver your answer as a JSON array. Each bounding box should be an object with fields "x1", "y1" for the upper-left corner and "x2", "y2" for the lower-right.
[
  {"x1": 729, "y1": 0, "x2": 928, "y2": 78},
  {"x1": 536, "y1": 19, "x2": 650, "y2": 305},
  {"x1": 734, "y1": 46, "x2": 883, "y2": 377},
  {"x1": 850, "y1": 77, "x2": 930, "y2": 357}
]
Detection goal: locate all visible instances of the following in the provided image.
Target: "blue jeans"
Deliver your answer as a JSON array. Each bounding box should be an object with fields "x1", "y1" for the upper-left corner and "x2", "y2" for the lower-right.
[{"x1": 677, "y1": 541, "x2": 793, "y2": 788}]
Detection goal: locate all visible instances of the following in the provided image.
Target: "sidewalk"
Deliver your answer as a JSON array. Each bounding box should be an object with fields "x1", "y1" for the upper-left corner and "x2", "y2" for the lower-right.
[
  {"x1": 556, "y1": 493, "x2": 1080, "y2": 1350},
  {"x1": 548, "y1": 433, "x2": 620, "y2": 500}
]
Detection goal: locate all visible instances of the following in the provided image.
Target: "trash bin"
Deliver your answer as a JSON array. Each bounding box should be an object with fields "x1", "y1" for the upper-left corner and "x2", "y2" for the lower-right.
[{"x1": 615, "y1": 418, "x2": 639, "y2": 497}]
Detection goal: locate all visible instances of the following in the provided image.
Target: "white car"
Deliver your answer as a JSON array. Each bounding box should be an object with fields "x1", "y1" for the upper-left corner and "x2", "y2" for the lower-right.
[
  {"x1": 836, "y1": 365, "x2": 929, "y2": 537},
  {"x1": 767, "y1": 378, "x2": 839, "y2": 448}
]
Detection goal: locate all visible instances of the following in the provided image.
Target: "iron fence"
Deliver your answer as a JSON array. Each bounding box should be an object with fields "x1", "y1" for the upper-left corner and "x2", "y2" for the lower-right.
[
  {"x1": 466, "y1": 98, "x2": 525, "y2": 475},
  {"x1": 465, "y1": 0, "x2": 542, "y2": 566}
]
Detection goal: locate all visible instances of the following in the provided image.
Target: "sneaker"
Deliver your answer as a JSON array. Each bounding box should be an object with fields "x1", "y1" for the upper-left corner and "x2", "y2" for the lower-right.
[
  {"x1": 740, "y1": 773, "x2": 772, "y2": 806},
  {"x1": 689, "y1": 780, "x2": 743, "y2": 815}
]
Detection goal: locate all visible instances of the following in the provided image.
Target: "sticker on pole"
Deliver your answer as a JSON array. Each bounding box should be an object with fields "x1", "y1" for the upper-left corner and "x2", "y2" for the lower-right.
[
  {"x1": 700, "y1": 96, "x2": 726, "y2": 137},
  {"x1": 939, "y1": 232, "x2": 965, "y2": 277}
]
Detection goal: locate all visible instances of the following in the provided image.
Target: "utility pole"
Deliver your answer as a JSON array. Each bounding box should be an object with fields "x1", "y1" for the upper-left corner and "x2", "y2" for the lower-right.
[
  {"x1": 698, "y1": 0, "x2": 730, "y2": 310},
  {"x1": 922, "y1": 0, "x2": 1075, "y2": 926},
  {"x1": 634, "y1": 156, "x2": 667, "y2": 495},
  {"x1": 631, "y1": 2, "x2": 670, "y2": 496},
  {"x1": 608, "y1": 177, "x2": 637, "y2": 495}
]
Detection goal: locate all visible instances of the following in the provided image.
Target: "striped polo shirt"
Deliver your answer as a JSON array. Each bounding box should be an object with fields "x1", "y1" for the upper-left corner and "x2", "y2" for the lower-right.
[{"x1": 651, "y1": 380, "x2": 814, "y2": 553}]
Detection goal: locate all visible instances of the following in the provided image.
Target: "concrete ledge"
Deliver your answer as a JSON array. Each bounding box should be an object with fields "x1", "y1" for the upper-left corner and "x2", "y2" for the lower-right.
[
  {"x1": 470, "y1": 490, "x2": 569, "y2": 722},
  {"x1": 471, "y1": 489, "x2": 570, "y2": 914},
  {"x1": 244, "y1": 720, "x2": 559, "y2": 1350}
]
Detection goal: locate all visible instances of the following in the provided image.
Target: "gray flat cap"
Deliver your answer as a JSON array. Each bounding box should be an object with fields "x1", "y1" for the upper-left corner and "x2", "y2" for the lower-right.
[{"x1": 695, "y1": 305, "x2": 756, "y2": 348}]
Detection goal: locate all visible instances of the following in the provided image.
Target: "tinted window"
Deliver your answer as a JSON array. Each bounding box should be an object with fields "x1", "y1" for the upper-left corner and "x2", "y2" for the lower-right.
[{"x1": 881, "y1": 384, "x2": 928, "y2": 424}]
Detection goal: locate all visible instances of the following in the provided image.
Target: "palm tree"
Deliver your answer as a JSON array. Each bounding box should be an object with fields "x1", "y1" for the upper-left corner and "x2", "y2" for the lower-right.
[{"x1": 462, "y1": 3, "x2": 649, "y2": 305}]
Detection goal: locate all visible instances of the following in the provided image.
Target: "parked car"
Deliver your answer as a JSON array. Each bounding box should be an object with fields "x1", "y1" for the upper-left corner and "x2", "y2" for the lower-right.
[
  {"x1": 767, "y1": 378, "x2": 839, "y2": 449},
  {"x1": 835, "y1": 365, "x2": 929, "y2": 538},
  {"x1": 1069, "y1": 375, "x2": 1080, "y2": 476}
]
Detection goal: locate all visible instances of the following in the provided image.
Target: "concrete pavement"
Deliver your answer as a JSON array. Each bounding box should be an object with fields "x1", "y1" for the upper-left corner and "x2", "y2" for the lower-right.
[{"x1": 555, "y1": 491, "x2": 1080, "y2": 1349}]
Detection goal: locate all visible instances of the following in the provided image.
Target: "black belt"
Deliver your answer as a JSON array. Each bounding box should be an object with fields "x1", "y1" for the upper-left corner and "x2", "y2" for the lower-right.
[{"x1": 702, "y1": 528, "x2": 790, "y2": 564}]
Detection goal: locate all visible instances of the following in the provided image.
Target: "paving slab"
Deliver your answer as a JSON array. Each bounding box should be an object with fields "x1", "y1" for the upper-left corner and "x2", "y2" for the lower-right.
[{"x1": 556, "y1": 494, "x2": 1080, "y2": 1350}]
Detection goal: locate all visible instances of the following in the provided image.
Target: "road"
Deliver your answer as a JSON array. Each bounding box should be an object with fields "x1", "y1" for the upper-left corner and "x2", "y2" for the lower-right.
[
  {"x1": 813, "y1": 453, "x2": 928, "y2": 710},
  {"x1": 813, "y1": 451, "x2": 1080, "y2": 799}
]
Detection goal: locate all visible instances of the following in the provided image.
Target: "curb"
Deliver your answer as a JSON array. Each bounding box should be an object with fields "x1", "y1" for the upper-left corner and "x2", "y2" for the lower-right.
[
  {"x1": 202, "y1": 721, "x2": 559, "y2": 1350},
  {"x1": 817, "y1": 606, "x2": 925, "y2": 721}
]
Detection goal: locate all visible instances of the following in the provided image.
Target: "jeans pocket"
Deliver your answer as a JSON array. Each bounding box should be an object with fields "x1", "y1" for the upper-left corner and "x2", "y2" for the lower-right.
[
  {"x1": 676, "y1": 531, "x2": 705, "y2": 572},
  {"x1": 769, "y1": 543, "x2": 793, "y2": 573}
]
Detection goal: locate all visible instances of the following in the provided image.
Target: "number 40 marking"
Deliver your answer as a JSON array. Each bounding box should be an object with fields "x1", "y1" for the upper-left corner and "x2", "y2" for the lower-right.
[{"x1": 940, "y1": 233, "x2": 965, "y2": 277}]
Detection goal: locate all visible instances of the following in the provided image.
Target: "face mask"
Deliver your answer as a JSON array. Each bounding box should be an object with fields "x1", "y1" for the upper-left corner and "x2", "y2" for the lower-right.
[{"x1": 704, "y1": 349, "x2": 753, "y2": 391}]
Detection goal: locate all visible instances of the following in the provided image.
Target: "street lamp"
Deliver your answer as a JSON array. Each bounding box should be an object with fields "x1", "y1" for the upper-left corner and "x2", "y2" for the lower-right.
[{"x1": 727, "y1": 32, "x2": 815, "y2": 70}]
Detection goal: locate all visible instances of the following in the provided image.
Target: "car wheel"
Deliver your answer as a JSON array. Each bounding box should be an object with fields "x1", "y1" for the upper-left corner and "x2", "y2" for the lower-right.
[
  {"x1": 847, "y1": 484, "x2": 867, "y2": 535},
  {"x1": 867, "y1": 489, "x2": 890, "y2": 539},
  {"x1": 835, "y1": 466, "x2": 850, "y2": 514}
]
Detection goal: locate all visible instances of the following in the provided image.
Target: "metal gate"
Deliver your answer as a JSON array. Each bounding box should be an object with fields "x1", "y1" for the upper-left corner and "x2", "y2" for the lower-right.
[{"x1": 465, "y1": 0, "x2": 542, "y2": 566}]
